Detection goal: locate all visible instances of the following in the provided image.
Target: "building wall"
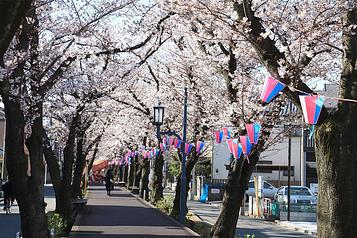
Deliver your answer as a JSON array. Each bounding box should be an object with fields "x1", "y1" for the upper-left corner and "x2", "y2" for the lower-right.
[
  {"x1": 211, "y1": 127, "x2": 303, "y2": 186},
  {"x1": 254, "y1": 135, "x2": 302, "y2": 186},
  {"x1": 212, "y1": 137, "x2": 231, "y2": 181}
]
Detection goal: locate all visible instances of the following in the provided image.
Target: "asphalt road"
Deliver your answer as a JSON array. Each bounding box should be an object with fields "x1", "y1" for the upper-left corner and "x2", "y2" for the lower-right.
[{"x1": 187, "y1": 200, "x2": 316, "y2": 238}]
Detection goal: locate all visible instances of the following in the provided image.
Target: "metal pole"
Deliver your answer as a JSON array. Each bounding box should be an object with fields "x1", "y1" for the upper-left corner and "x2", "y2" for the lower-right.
[
  {"x1": 287, "y1": 131, "x2": 291, "y2": 221},
  {"x1": 179, "y1": 87, "x2": 188, "y2": 223}
]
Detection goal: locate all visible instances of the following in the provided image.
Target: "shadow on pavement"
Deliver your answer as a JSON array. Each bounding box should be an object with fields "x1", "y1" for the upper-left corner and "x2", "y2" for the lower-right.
[
  {"x1": 79, "y1": 205, "x2": 178, "y2": 227},
  {"x1": 70, "y1": 232, "x2": 196, "y2": 238},
  {"x1": 107, "y1": 193, "x2": 133, "y2": 198}
]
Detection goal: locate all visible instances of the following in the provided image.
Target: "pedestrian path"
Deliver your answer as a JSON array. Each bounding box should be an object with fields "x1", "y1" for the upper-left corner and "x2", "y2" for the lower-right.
[{"x1": 70, "y1": 186, "x2": 199, "y2": 238}]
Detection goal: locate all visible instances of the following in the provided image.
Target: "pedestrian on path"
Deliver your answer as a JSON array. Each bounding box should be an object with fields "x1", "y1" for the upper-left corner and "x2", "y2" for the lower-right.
[
  {"x1": 105, "y1": 167, "x2": 114, "y2": 195},
  {"x1": 2, "y1": 180, "x2": 13, "y2": 214}
]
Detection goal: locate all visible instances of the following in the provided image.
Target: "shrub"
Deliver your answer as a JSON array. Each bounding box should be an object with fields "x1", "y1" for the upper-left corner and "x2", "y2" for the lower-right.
[
  {"x1": 156, "y1": 195, "x2": 174, "y2": 215},
  {"x1": 47, "y1": 211, "x2": 66, "y2": 237}
]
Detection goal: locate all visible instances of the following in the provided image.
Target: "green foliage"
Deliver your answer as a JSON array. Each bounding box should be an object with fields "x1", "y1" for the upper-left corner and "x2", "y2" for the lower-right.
[
  {"x1": 156, "y1": 195, "x2": 174, "y2": 215},
  {"x1": 191, "y1": 220, "x2": 212, "y2": 238},
  {"x1": 47, "y1": 211, "x2": 66, "y2": 237},
  {"x1": 195, "y1": 162, "x2": 211, "y2": 177},
  {"x1": 168, "y1": 160, "x2": 181, "y2": 178}
]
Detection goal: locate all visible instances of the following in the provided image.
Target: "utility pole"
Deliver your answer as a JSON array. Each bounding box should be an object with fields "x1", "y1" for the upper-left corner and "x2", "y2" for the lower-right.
[
  {"x1": 288, "y1": 130, "x2": 291, "y2": 221},
  {"x1": 179, "y1": 87, "x2": 188, "y2": 223}
]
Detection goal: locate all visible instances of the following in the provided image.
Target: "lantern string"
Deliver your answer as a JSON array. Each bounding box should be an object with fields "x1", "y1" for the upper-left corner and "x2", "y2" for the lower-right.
[{"x1": 283, "y1": 85, "x2": 357, "y2": 104}]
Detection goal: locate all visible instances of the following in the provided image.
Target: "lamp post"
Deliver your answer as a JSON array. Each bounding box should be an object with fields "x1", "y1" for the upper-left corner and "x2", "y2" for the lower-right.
[
  {"x1": 179, "y1": 87, "x2": 188, "y2": 223},
  {"x1": 153, "y1": 101, "x2": 165, "y2": 139},
  {"x1": 152, "y1": 89, "x2": 188, "y2": 223}
]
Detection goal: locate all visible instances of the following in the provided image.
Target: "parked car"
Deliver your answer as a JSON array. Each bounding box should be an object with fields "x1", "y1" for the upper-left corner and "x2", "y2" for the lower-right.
[
  {"x1": 245, "y1": 180, "x2": 278, "y2": 199},
  {"x1": 274, "y1": 186, "x2": 317, "y2": 205}
]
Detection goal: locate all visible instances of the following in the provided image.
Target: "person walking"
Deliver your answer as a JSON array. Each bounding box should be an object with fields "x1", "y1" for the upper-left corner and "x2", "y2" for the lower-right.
[
  {"x1": 2, "y1": 180, "x2": 13, "y2": 214},
  {"x1": 105, "y1": 167, "x2": 114, "y2": 195}
]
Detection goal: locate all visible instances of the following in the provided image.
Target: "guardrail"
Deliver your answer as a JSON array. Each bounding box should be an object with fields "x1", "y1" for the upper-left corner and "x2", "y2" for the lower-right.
[{"x1": 263, "y1": 199, "x2": 317, "y2": 220}]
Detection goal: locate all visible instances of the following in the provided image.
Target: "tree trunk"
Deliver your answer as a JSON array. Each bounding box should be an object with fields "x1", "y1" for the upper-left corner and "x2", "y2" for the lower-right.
[
  {"x1": 56, "y1": 184, "x2": 74, "y2": 232},
  {"x1": 315, "y1": 116, "x2": 357, "y2": 237},
  {"x1": 314, "y1": 8, "x2": 357, "y2": 238},
  {"x1": 3, "y1": 98, "x2": 49, "y2": 238},
  {"x1": 170, "y1": 152, "x2": 200, "y2": 219},
  {"x1": 72, "y1": 133, "x2": 85, "y2": 199},
  {"x1": 151, "y1": 152, "x2": 164, "y2": 203},
  {"x1": 133, "y1": 160, "x2": 142, "y2": 188},
  {"x1": 127, "y1": 161, "x2": 135, "y2": 189},
  {"x1": 211, "y1": 152, "x2": 261, "y2": 238},
  {"x1": 124, "y1": 165, "x2": 128, "y2": 183},
  {"x1": 139, "y1": 159, "x2": 150, "y2": 200},
  {"x1": 0, "y1": 0, "x2": 32, "y2": 64}
]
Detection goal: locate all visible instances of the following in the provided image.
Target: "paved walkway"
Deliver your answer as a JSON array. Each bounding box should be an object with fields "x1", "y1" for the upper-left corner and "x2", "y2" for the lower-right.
[{"x1": 70, "y1": 186, "x2": 199, "y2": 238}]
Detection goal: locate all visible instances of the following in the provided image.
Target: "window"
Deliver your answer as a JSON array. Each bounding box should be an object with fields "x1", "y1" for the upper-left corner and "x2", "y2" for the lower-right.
[
  {"x1": 264, "y1": 182, "x2": 273, "y2": 189},
  {"x1": 249, "y1": 181, "x2": 254, "y2": 188},
  {"x1": 306, "y1": 152, "x2": 316, "y2": 162},
  {"x1": 287, "y1": 187, "x2": 312, "y2": 196},
  {"x1": 283, "y1": 167, "x2": 294, "y2": 176}
]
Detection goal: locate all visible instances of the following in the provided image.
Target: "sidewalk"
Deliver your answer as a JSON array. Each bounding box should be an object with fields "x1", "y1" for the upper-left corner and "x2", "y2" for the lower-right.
[
  {"x1": 276, "y1": 221, "x2": 317, "y2": 236},
  {"x1": 0, "y1": 184, "x2": 56, "y2": 237},
  {"x1": 70, "y1": 186, "x2": 199, "y2": 238}
]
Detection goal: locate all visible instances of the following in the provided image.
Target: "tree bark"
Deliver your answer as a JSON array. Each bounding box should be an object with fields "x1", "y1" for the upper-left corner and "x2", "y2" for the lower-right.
[
  {"x1": 133, "y1": 158, "x2": 142, "y2": 188},
  {"x1": 314, "y1": 7, "x2": 357, "y2": 238},
  {"x1": 0, "y1": 0, "x2": 32, "y2": 65},
  {"x1": 171, "y1": 152, "x2": 199, "y2": 218},
  {"x1": 3, "y1": 98, "x2": 49, "y2": 238},
  {"x1": 72, "y1": 131, "x2": 86, "y2": 199},
  {"x1": 151, "y1": 152, "x2": 164, "y2": 203},
  {"x1": 127, "y1": 159, "x2": 135, "y2": 189},
  {"x1": 24, "y1": 103, "x2": 49, "y2": 238},
  {"x1": 139, "y1": 159, "x2": 150, "y2": 200},
  {"x1": 124, "y1": 165, "x2": 128, "y2": 183}
]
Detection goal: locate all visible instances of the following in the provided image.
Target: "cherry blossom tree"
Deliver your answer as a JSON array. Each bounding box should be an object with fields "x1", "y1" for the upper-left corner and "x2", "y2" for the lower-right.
[{"x1": 158, "y1": 1, "x2": 356, "y2": 237}]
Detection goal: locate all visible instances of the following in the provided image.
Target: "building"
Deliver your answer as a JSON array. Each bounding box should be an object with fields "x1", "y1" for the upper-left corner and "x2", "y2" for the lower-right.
[{"x1": 211, "y1": 83, "x2": 338, "y2": 189}]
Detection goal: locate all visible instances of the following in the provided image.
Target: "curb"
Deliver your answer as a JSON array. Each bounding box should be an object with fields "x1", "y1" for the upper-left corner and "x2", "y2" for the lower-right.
[
  {"x1": 124, "y1": 188, "x2": 200, "y2": 237},
  {"x1": 274, "y1": 220, "x2": 317, "y2": 237}
]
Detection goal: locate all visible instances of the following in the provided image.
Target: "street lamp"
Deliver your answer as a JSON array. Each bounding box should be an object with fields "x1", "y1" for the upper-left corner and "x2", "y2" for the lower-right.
[
  {"x1": 153, "y1": 102, "x2": 165, "y2": 139},
  {"x1": 152, "y1": 94, "x2": 187, "y2": 224}
]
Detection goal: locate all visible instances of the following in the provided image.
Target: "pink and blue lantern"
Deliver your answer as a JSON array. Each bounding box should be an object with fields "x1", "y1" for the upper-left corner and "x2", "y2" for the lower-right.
[
  {"x1": 169, "y1": 138, "x2": 174, "y2": 146},
  {"x1": 196, "y1": 141, "x2": 205, "y2": 155},
  {"x1": 260, "y1": 76, "x2": 286, "y2": 103},
  {"x1": 174, "y1": 139, "x2": 182, "y2": 149},
  {"x1": 232, "y1": 139, "x2": 243, "y2": 159},
  {"x1": 299, "y1": 95, "x2": 325, "y2": 125},
  {"x1": 226, "y1": 139, "x2": 234, "y2": 154},
  {"x1": 246, "y1": 122, "x2": 261, "y2": 145},
  {"x1": 240, "y1": 136, "x2": 253, "y2": 156},
  {"x1": 215, "y1": 130, "x2": 223, "y2": 144},
  {"x1": 185, "y1": 143, "x2": 193, "y2": 154},
  {"x1": 160, "y1": 143, "x2": 165, "y2": 152},
  {"x1": 222, "y1": 128, "x2": 230, "y2": 139}
]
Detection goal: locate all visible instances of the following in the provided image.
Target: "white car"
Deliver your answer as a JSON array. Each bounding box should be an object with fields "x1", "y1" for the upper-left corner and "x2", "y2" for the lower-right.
[
  {"x1": 245, "y1": 180, "x2": 278, "y2": 199},
  {"x1": 275, "y1": 186, "x2": 317, "y2": 205}
]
